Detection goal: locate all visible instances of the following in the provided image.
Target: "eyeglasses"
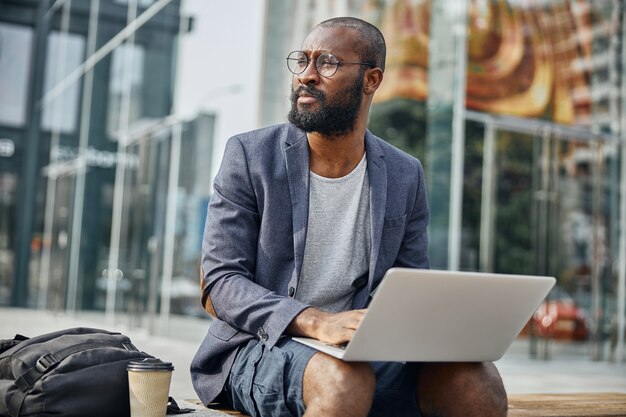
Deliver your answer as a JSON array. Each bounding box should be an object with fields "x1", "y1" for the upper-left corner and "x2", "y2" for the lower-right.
[{"x1": 286, "y1": 50, "x2": 374, "y2": 78}]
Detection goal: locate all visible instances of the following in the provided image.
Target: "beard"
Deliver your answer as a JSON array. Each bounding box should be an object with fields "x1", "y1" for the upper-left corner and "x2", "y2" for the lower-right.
[{"x1": 288, "y1": 74, "x2": 364, "y2": 137}]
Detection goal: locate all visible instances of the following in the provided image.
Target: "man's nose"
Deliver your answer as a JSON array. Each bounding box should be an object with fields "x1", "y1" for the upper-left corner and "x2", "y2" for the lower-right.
[{"x1": 296, "y1": 60, "x2": 319, "y2": 85}]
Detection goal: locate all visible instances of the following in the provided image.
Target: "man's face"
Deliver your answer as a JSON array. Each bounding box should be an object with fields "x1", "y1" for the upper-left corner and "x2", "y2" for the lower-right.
[
  {"x1": 287, "y1": 27, "x2": 366, "y2": 137},
  {"x1": 288, "y1": 71, "x2": 364, "y2": 137}
]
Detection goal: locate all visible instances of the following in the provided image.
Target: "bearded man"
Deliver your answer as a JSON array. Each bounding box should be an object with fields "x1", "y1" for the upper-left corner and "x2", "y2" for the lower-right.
[{"x1": 191, "y1": 16, "x2": 508, "y2": 417}]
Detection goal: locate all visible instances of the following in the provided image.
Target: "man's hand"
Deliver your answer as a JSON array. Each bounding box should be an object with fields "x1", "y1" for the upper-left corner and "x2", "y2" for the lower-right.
[{"x1": 287, "y1": 307, "x2": 367, "y2": 345}]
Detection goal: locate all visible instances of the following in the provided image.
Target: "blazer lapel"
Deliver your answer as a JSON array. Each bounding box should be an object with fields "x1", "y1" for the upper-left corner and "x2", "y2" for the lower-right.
[
  {"x1": 365, "y1": 131, "x2": 387, "y2": 290},
  {"x1": 284, "y1": 127, "x2": 310, "y2": 285}
]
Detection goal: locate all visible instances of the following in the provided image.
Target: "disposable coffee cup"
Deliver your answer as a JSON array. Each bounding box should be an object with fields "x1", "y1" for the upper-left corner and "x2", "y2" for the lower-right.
[{"x1": 127, "y1": 358, "x2": 174, "y2": 417}]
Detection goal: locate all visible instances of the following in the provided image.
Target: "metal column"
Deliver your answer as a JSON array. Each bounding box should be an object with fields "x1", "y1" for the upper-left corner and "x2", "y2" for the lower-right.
[{"x1": 12, "y1": 0, "x2": 50, "y2": 306}]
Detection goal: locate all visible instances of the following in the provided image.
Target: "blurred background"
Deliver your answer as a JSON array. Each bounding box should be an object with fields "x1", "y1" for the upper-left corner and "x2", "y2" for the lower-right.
[{"x1": 0, "y1": 0, "x2": 624, "y2": 365}]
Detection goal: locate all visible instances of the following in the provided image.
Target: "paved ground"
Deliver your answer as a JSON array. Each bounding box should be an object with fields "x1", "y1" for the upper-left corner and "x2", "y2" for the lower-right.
[{"x1": 2, "y1": 307, "x2": 625, "y2": 415}]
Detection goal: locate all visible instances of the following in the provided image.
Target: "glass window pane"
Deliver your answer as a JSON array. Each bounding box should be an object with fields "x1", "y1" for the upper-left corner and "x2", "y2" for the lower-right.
[
  {"x1": 107, "y1": 43, "x2": 145, "y2": 138},
  {"x1": 41, "y1": 31, "x2": 86, "y2": 134},
  {"x1": 0, "y1": 23, "x2": 33, "y2": 127}
]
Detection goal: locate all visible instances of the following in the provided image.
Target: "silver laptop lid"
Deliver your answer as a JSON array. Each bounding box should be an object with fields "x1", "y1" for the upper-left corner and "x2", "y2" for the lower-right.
[{"x1": 338, "y1": 268, "x2": 555, "y2": 362}]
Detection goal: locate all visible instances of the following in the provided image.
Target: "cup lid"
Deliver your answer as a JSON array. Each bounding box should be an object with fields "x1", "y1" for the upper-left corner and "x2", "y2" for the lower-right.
[{"x1": 127, "y1": 358, "x2": 174, "y2": 371}]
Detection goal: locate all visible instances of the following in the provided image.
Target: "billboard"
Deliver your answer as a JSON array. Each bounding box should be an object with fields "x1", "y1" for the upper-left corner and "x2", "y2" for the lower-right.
[{"x1": 374, "y1": 0, "x2": 615, "y2": 126}]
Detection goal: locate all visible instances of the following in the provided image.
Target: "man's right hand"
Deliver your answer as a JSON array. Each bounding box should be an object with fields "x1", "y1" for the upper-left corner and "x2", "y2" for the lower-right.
[{"x1": 286, "y1": 307, "x2": 367, "y2": 345}]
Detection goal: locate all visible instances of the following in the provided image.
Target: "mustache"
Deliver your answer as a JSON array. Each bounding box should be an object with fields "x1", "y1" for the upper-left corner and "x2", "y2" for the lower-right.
[{"x1": 291, "y1": 85, "x2": 325, "y2": 101}]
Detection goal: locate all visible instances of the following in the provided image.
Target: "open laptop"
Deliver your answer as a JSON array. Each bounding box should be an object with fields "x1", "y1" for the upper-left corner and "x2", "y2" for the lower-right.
[{"x1": 292, "y1": 268, "x2": 555, "y2": 362}]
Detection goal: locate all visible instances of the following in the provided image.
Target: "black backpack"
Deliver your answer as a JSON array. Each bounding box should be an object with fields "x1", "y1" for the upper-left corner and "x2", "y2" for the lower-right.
[{"x1": 0, "y1": 327, "x2": 153, "y2": 417}]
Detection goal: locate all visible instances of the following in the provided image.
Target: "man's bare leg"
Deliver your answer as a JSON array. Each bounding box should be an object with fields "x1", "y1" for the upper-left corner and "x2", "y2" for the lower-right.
[
  {"x1": 302, "y1": 352, "x2": 375, "y2": 417},
  {"x1": 417, "y1": 362, "x2": 508, "y2": 417}
]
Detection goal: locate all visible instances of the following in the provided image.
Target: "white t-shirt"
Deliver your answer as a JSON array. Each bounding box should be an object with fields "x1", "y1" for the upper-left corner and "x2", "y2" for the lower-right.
[{"x1": 296, "y1": 154, "x2": 371, "y2": 312}]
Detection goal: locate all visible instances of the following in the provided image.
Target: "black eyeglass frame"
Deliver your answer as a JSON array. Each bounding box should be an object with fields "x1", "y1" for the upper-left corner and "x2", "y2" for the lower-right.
[{"x1": 286, "y1": 50, "x2": 375, "y2": 78}]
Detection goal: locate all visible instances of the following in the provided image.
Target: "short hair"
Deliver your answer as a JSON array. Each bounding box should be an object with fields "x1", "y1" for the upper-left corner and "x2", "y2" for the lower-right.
[{"x1": 316, "y1": 17, "x2": 386, "y2": 72}]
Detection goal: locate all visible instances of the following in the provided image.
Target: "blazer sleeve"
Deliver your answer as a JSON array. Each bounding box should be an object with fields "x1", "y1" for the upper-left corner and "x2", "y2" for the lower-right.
[{"x1": 201, "y1": 136, "x2": 309, "y2": 348}]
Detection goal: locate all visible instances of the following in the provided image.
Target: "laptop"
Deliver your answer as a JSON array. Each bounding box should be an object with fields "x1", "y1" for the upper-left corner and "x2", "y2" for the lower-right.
[{"x1": 292, "y1": 268, "x2": 555, "y2": 362}]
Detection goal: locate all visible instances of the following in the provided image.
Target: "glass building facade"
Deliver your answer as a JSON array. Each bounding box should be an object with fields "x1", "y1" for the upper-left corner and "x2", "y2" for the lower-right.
[
  {"x1": 260, "y1": 0, "x2": 626, "y2": 362},
  {"x1": 0, "y1": 0, "x2": 214, "y2": 332},
  {"x1": 1, "y1": 0, "x2": 625, "y2": 362}
]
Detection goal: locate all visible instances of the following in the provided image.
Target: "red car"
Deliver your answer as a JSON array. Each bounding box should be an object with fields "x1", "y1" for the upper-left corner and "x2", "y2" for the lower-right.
[{"x1": 522, "y1": 286, "x2": 589, "y2": 341}]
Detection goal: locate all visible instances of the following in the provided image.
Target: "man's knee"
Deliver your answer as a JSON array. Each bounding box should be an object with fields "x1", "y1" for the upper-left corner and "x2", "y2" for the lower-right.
[
  {"x1": 303, "y1": 353, "x2": 375, "y2": 414},
  {"x1": 418, "y1": 362, "x2": 507, "y2": 417}
]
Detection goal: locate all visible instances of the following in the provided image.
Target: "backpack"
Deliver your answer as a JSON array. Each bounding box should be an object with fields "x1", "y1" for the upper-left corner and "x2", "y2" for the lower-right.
[{"x1": 0, "y1": 327, "x2": 154, "y2": 417}]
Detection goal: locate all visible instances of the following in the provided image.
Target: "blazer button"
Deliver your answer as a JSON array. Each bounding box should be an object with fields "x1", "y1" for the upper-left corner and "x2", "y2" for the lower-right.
[{"x1": 288, "y1": 287, "x2": 295, "y2": 297}]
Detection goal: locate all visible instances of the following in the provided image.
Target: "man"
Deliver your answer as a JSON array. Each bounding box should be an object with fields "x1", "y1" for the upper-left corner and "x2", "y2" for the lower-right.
[{"x1": 191, "y1": 17, "x2": 507, "y2": 417}]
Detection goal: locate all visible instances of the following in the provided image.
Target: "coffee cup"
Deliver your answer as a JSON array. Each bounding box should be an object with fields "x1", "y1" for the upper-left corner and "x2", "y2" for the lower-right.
[{"x1": 127, "y1": 358, "x2": 174, "y2": 417}]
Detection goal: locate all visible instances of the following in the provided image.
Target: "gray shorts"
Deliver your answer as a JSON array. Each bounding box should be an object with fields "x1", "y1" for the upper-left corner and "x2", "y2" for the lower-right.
[{"x1": 224, "y1": 337, "x2": 422, "y2": 417}]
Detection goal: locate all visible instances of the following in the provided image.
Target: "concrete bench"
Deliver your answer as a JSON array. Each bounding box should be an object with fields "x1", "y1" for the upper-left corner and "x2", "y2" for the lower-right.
[{"x1": 184, "y1": 393, "x2": 626, "y2": 416}]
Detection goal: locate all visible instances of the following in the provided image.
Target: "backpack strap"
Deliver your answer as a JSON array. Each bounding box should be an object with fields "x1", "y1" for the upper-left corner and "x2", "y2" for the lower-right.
[
  {"x1": 166, "y1": 397, "x2": 194, "y2": 414},
  {"x1": 8, "y1": 340, "x2": 136, "y2": 417},
  {"x1": 0, "y1": 334, "x2": 29, "y2": 355}
]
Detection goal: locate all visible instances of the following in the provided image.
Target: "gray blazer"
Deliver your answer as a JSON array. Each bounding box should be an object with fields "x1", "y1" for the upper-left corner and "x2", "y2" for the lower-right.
[{"x1": 191, "y1": 123, "x2": 429, "y2": 404}]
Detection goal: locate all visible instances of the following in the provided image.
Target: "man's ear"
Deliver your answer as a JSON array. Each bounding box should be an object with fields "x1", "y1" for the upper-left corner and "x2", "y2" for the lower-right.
[{"x1": 363, "y1": 68, "x2": 384, "y2": 95}]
